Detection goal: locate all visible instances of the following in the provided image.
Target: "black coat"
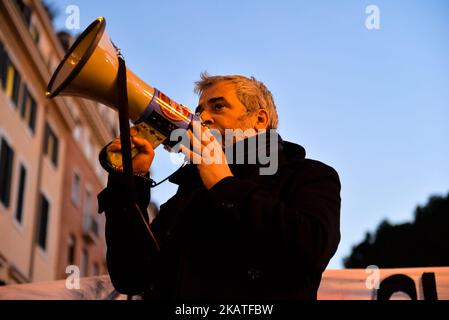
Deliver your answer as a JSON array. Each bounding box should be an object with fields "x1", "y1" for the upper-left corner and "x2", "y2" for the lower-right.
[{"x1": 97, "y1": 134, "x2": 341, "y2": 300}]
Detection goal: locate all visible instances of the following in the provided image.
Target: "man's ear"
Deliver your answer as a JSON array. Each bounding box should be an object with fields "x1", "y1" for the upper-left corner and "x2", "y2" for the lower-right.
[{"x1": 254, "y1": 109, "x2": 269, "y2": 130}]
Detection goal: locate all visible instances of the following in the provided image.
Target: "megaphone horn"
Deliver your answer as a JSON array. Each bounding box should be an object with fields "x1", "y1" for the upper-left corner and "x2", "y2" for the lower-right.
[{"x1": 46, "y1": 16, "x2": 199, "y2": 150}]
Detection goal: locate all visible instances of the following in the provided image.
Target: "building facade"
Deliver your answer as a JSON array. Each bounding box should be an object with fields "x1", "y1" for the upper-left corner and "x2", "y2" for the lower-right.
[{"x1": 0, "y1": 0, "x2": 119, "y2": 284}]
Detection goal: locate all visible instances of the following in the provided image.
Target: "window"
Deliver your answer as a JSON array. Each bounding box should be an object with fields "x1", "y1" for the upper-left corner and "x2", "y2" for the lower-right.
[
  {"x1": 110, "y1": 126, "x2": 118, "y2": 138},
  {"x1": 37, "y1": 194, "x2": 49, "y2": 250},
  {"x1": 73, "y1": 124, "x2": 82, "y2": 142},
  {"x1": 20, "y1": 86, "x2": 37, "y2": 133},
  {"x1": 95, "y1": 156, "x2": 103, "y2": 179},
  {"x1": 84, "y1": 137, "x2": 93, "y2": 160},
  {"x1": 3, "y1": 61, "x2": 22, "y2": 107},
  {"x1": 43, "y1": 123, "x2": 59, "y2": 167},
  {"x1": 0, "y1": 137, "x2": 14, "y2": 208},
  {"x1": 71, "y1": 172, "x2": 81, "y2": 207},
  {"x1": 81, "y1": 248, "x2": 89, "y2": 277},
  {"x1": 67, "y1": 235, "x2": 76, "y2": 265},
  {"x1": 15, "y1": 0, "x2": 32, "y2": 26},
  {"x1": 96, "y1": 214, "x2": 103, "y2": 237},
  {"x1": 93, "y1": 263, "x2": 99, "y2": 276},
  {"x1": 0, "y1": 41, "x2": 22, "y2": 106},
  {"x1": 83, "y1": 190, "x2": 92, "y2": 216},
  {"x1": 92, "y1": 216, "x2": 99, "y2": 237},
  {"x1": 11, "y1": 65, "x2": 21, "y2": 107},
  {"x1": 30, "y1": 24, "x2": 40, "y2": 44},
  {"x1": 20, "y1": 87, "x2": 37, "y2": 132},
  {"x1": 83, "y1": 189, "x2": 99, "y2": 236},
  {"x1": 0, "y1": 41, "x2": 6, "y2": 87},
  {"x1": 14, "y1": 164, "x2": 26, "y2": 224}
]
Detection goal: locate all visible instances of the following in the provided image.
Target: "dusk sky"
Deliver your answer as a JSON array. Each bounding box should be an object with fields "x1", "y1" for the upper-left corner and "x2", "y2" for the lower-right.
[{"x1": 52, "y1": 0, "x2": 449, "y2": 269}]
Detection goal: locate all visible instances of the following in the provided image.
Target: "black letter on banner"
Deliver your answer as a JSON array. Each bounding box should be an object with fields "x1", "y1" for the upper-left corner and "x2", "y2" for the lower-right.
[{"x1": 377, "y1": 274, "x2": 417, "y2": 300}]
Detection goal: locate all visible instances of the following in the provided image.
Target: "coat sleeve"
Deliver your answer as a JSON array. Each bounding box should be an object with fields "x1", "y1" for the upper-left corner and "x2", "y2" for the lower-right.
[
  {"x1": 207, "y1": 161, "x2": 341, "y2": 273},
  {"x1": 97, "y1": 172, "x2": 159, "y2": 295}
]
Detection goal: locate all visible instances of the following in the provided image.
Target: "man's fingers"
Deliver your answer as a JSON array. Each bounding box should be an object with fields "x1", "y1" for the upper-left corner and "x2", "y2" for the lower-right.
[
  {"x1": 187, "y1": 124, "x2": 215, "y2": 150},
  {"x1": 191, "y1": 120, "x2": 203, "y2": 140},
  {"x1": 108, "y1": 142, "x2": 121, "y2": 152},
  {"x1": 186, "y1": 129, "x2": 202, "y2": 155},
  {"x1": 132, "y1": 136, "x2": 154, "y2": 156},
  {"x1": 180, "y1": 144, "x2": 202, "y2": 164},
  {"x1": 130, "y1": 126, "x2": 138, "y2": 137},
  {"x1": 108, "y1": 136, "x2": 154, "y2": 155},
  {"x1": 191, "y1": 120, "x2": 213, "y2": 141}
]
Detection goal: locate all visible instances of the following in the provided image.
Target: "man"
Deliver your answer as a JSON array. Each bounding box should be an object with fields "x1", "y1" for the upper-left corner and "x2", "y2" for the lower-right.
[{"x1": 98, "y1": 74, "x2": 341, "y2": 300}]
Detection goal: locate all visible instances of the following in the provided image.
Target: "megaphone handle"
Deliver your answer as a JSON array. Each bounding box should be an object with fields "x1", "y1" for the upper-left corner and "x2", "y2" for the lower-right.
[
  {"x1": 116, "y1": 56, "x2": 160, "y2": 252},
  {"x1": 116, "y1": 57, "x2": 134, "y2": 199}
]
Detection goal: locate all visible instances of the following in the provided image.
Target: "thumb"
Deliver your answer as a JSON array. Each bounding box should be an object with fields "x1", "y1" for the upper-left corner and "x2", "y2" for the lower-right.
[{"x1": 131, "y1": 136, "x2": 154, "y2": 156}]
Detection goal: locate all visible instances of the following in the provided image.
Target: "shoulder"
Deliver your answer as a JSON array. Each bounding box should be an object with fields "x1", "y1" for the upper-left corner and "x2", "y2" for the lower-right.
[
  {"x1": 302, "y1": 159, "x2": 340, "y2": 180},
  {"x1": 279, "y1": 140, "x2": 340, "y2": 187},
  {"x1": 278, "y1": 159, "x2": 340, "y2": 193}
]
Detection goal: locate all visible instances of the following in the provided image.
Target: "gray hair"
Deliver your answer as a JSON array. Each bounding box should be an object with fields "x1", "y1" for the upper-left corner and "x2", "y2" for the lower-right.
[{"x1": 194, "y1": 72, "x2": 279, "y2": 129}]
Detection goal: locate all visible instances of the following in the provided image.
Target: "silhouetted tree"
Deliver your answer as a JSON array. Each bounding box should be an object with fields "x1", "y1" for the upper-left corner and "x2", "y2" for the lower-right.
[{"x1": 344, "y1": 192, "x2": 449, "y2": 268}]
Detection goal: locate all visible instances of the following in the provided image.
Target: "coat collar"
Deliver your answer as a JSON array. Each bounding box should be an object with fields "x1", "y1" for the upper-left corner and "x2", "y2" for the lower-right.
[{"x1": 168, "y1": 132, "x2": 306, "y2": 186}]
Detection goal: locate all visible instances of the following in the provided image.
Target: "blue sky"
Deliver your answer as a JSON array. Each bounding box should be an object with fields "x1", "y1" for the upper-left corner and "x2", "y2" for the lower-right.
[{"x1": 53, "y1": 0, "x2": 449, "y2": 269}]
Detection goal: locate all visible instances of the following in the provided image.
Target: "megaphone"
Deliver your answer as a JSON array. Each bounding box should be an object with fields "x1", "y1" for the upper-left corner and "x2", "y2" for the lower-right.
[{"x1": 46, "y1": 17, "x2": 199, "y2": 151}]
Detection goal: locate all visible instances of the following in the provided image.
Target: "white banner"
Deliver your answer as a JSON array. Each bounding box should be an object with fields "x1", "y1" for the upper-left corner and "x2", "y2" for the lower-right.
[{"x1": 0, "y1": 267, "x2": 447, "y2": 300}]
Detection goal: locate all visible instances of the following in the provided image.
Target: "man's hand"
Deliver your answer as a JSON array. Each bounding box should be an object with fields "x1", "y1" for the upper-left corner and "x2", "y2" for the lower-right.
[
  {"x1": 180, "y1": 121, "x2": 233, "y2": 190},
  {"x1": 107, "y1": 127, "x2": 155, "y2": 175}
]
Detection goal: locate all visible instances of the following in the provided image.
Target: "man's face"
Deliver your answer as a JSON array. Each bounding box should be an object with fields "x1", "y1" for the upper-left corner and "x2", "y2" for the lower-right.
[{"x1": 195, "y1": 81, "x2": 260, "y2": 137}]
